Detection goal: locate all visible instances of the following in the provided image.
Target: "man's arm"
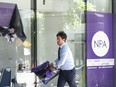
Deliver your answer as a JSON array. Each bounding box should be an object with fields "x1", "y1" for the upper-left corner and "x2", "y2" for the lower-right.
[{"x1": 55, "y1": 49, "x2": 68, "y2": 69}]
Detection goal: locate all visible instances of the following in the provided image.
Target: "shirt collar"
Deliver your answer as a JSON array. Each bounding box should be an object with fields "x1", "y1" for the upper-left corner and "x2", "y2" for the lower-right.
[{"x1": 59, "y1": 43, "x2": 66, "y2": 48}]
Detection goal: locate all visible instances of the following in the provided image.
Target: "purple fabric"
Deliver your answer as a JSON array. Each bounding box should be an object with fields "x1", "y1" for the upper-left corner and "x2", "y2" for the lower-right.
[
  {"x1": 0, "y1": 2, "x2": 26, "y2": 42},
  {"x1": 0, "y1": 2, "x2": 15, "y2": 27}
]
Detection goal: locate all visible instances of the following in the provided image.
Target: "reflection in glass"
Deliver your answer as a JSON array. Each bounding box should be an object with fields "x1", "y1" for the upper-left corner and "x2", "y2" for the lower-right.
[{"x1": 87, "y1": 0, "x2": 112, "y2": 13}]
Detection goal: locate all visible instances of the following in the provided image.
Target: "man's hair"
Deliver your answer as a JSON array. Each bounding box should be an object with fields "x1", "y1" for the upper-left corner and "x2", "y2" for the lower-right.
[{"x1": 56, "y1": 31, "x2": 67, "y2": 42}]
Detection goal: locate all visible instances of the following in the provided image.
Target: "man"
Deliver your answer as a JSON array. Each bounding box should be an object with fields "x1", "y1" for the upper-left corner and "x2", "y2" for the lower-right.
[{"x1": 51, "y1": 31, "x2": 77, "y2": 87}]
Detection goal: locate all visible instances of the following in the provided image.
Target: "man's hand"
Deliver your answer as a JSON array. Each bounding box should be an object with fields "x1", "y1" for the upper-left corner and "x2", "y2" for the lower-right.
[{"x1": 49, "y1": 63, "x2": 56, "y2": 71}]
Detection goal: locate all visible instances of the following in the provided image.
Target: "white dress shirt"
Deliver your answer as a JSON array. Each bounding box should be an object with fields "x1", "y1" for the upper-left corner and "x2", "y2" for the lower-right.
[{"x1": 54, "y1": 43, "x2": 75, "y2": 70}]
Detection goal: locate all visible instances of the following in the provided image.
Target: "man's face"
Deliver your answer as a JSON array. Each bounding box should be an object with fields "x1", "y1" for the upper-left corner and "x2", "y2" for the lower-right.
[{"x1": 57, "y1": 36, "x2": 65, "y2": 46}]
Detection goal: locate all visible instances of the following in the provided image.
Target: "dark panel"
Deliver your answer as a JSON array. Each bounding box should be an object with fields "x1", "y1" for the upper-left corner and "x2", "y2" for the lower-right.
[
  {"x1": 112, "y1": 0, "x2": 116, "y2": 87},
  {"x1": 31, "y1": 0, "x2": 37, "y2": 67}
]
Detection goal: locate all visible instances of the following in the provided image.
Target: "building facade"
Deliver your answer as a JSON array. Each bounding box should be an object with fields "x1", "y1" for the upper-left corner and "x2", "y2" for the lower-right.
[{"x1": 0, "y1": 0, "x2": 115, "y2": 87}]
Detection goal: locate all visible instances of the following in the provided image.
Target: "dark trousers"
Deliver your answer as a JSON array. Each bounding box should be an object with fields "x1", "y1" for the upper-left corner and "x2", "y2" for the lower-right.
[{"x1": 57, "y1": 68, "x2": 77, "y2": 87}]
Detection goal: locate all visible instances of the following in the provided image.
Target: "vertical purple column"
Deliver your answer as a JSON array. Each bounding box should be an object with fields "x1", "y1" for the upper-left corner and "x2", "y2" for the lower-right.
[{"x1": 86, "y1": 11, "x2": 114, "y2": 87}]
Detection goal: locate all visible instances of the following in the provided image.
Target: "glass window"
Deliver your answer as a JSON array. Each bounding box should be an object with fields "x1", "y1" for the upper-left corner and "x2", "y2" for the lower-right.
[
  {"x1": 37, "y1": 0, "x2": 86, "y2": 87},
  {"x1": 87, "y1": 0, "x2": 112, "y2": 13},
  {"x1": 0, "y1": 0, "x2": 33, "y2": 86},
  {"x1": 0, "y1": 0, "x2": 31, "y2": 9}
]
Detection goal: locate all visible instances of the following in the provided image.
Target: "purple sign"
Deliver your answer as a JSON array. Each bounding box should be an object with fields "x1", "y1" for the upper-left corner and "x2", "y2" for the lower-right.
[
  {"x1": 86, "y1": 11, "x2": 114, "y2": 87},
  {"x1": 87, "y1": 66, "x2": 114, "y2": 87},
  {"x1": 87, "y1": 11, "x2": 114, "y2": 58},
  {"x1": 0, "y1": 2, "x2": 15, "y2": 27}
]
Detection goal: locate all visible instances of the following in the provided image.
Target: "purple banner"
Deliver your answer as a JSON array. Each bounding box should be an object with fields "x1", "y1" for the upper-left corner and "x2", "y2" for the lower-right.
[
  {"x1": 86, "y1": 11, "x2": 114, "y2": 87},
  {"x1": 87, "y1": 66, "x2": 114, "y2": 87},
  {"x1": 0, "y1": 2, "x2": 15, "y2": 27}
]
